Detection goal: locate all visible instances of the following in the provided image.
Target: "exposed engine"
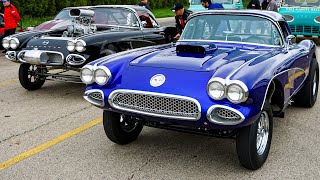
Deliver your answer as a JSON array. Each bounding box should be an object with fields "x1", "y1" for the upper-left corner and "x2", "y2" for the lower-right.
[{"x1": 63, "y1": 9, "x2": 97, "y2": 37}]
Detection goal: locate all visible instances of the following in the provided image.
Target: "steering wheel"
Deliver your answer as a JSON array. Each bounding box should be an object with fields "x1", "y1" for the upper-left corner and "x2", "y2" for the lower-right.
[{"x1": 245, "y1": 35, "x2": 269, "y2": 45}]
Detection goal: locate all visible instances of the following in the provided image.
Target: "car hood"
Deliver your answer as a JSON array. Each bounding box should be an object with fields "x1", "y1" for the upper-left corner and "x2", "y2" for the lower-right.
[
  {"x1": 33, "y1": 19, "x2": 71, "y2": 31},
  {"x1": 129, "y1": 41, "x2": 274, "y2": 73}
]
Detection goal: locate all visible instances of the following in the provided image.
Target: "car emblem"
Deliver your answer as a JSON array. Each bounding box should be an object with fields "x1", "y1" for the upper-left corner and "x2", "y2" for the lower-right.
[
  {"x1": 42, "y1": 40, "x2": 49, "y2": 46},
  {"x1": 150, "y1": 74, "x2": 166, "y2": 87}
]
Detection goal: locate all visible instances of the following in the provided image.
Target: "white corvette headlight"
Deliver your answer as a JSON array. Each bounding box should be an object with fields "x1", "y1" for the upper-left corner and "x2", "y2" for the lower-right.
[
  {"x1": 226, "y1": 83, "x2": 248, "y2": 104},
  {"x1": 75, "y1": 40, "x2": 86, "y2": 52},
  {"x1": 2, "y1": 38, "x2": 10, "y2": 49},
  {"x1": 94, "y1": 67, "x2": 111, "y2": 86},
  {"x1": 80, "y1": 66, "x2": 94, "y2": 84},
  {"x1": 207, "y1": 79, "x2": 225, "y2": 100},
  {"x1": 9, "y1": 38, "x2": 20, "y2": 49},
  {"x1": 67, "y1": 41, "x2": 75, "y2": 52}
]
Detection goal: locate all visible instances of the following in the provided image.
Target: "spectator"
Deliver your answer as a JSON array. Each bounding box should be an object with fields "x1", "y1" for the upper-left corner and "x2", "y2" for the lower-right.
[
  {"x1": 247, "y1": 0, "x2": 261, "y2": 9},
  {"x1": 137, "y1": 0, "x2": 152, "y2": 12},
  {"x1": 201, "y1": 0, "x2": 224, "y2": 10},
  {"x1": 2, "y1": 0, "x2": 20, "y2": 37},
  {"x1": 261, "y1": 0, "x2": 269, "y2": 10},
  {"x1": 266, "y1": 0, "x2": 278, "y2": 12},
  {"x1": 171, "y1": 2, "x2": 192, "y2": 40}
]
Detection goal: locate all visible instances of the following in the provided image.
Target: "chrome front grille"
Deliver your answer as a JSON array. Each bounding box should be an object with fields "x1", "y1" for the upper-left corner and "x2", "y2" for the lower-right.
[
  {"x1": 84, "y1": 90, "x2": 104, "y2": 107},
  {"x1": 109, "y1": 90, "x2": 201, "y2": 120},
  {"x1": 289, "y1": 25, "x2": 320, "y2": 35},
  {"x1": 207, "y1": 105, "x2": 244, "y2": 125}
]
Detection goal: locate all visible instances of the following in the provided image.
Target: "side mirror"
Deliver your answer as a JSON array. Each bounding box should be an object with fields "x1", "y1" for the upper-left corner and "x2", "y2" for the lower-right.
[
  {"x1": 141, "y1": 21, "x2": 147, "y2": 28},
  {"x1": 286, "y1": 35, "x2": 296, "y2": 46}
]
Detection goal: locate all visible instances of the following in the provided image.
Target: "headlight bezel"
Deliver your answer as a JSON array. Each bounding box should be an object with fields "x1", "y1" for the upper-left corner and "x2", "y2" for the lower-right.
[
  {"x1": 9, "y1": 38, "x2": 20, "y2": 49},
  {"x1": 207, "y1": 78, "x2": 226, "y2": 100},
  {"x1": 80, "y1": 65, "x2": 94, "y2": 84},
  {"x1": 94, "y1": 66, "x2": 111, "y2": 86},
  {"x1": 67, "y1": 40, "x2": 76, "y2": 52},
  {"x1": 2, "y1": 38, "x2": 10, "y2": 49},
  {"x1": 226, "y1": 80, "x2": 249, "y2": 104},
  {"x1": 75, "y1": 40, "x2": 86, "y2": 52}
]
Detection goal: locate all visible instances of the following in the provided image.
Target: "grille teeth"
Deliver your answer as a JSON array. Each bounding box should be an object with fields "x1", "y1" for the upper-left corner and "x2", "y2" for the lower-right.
[
  {"x1": 89, "y1": 92, "x2": 103, "y2": 101},
  {"x1": 289, "y1": 25, "x2": 320, "y2": 34},
  {"x1": 111, "y1": 92, "x2": 200, "y2": 119}
]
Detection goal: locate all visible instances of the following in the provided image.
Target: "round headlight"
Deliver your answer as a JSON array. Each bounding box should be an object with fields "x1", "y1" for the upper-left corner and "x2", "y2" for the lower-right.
[
  {"x1": 94, "y1": 67, "x2": 111, "y2": 86},
  {"x1": 9, "y1": 38, "x2": 19, "y2": 49},
  {"x1": 227, "y1": 83, "x2": 248, "y2": 104},
  {"x1": 80, "y1": 67, "x2": 94, "y2": 84},
  {"x1": 2, "y1": 38, "x2": 10, "y2": 49},
  {"x1": 207, "y1": 81, "x2": 225, "y2": 100},
  {"x1": 75, "y1": 40, "x2": 86, "y2": 52},
  {"x1": 67, "y1": 41, "x2": 75, "y2": 52}
]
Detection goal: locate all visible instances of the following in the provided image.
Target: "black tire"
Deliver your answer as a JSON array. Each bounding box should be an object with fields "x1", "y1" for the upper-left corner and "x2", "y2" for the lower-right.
[
  {"x1": 292, "y1": 57, "x2": 319, "y2": 107},
  {"x1": 103, "y1": 111, "x2": 143, "y2": 145},
  {"x1": 18, "y1": 63, "x2": 46, "y2": 91},
  {"x1": 236, "y1": 102, "x2": 273, "y2": 170}
]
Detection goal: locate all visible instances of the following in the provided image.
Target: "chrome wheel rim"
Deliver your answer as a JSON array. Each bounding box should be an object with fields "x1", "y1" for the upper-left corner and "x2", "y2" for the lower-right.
[
  {"x1": 120, "y1": 114, "x2": 138, "y2": 133},
  {"x1": 313, "y1": 73, "x2": 317, "y2": 96},
  {"x1": 256, "y1": 111, "x2": 269, "y2": 156}
]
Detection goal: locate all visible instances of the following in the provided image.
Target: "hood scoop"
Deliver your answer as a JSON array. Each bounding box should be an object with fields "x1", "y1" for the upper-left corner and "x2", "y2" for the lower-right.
[{"x1": 176, "y1": 41, "x2": 217, "y2": 56}]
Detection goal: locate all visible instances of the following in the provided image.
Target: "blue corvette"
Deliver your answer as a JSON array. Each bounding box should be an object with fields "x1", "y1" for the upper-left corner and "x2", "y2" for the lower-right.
[{"x1": 81, "y1": 10, "x2": 319, "y2": 169}]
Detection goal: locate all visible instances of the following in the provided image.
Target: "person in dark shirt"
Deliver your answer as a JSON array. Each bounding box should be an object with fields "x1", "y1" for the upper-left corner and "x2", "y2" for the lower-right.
[
  {"x1": 261, "y1": 0, "x2": 269, "y2": 10},
  {"x1": 137, "y1": 0, "x2": 152, "y2": 11},
  {"x1": 201, "y1": 0, "x2": 224, "y2": 10},
  {"x1": 171, "y1": 2, "x2": 192, "y2": 39},
  {"x1": 247, "y1": 0, "x2": 261, "y2": 9}
]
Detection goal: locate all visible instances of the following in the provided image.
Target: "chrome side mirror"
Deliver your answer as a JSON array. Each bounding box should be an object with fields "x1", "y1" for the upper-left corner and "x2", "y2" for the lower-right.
[{"x1": 286, "y1": 35, "x2": 296, "y2": 50}]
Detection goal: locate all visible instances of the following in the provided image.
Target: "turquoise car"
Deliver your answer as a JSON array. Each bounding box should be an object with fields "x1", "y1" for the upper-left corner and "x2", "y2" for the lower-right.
[
  {"x1": 188, "y1": 0, "x2": 243, "y2": 11},
  {"x1": 279, "y1": 0, "x2": 320, "y2": 37}
]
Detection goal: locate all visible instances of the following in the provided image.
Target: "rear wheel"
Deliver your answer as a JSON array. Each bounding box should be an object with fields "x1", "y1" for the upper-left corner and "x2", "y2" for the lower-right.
[
  {"x1": 103, "y1": 111, "x2": 143, "y2": 145},
  {"x1": 292, "y1": 57, "x2": 319, "y2": 107},
  {"x1": 236, "y1": 102, "x2": 273, "y2": 170},
  {"x1": 18, "y1": 63, "x2": 46, "y2": 91}
]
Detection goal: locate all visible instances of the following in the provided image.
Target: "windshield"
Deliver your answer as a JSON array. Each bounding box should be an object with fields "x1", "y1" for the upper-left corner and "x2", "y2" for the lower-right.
[
  {"x1": 284, "y1": 0, "x2": 320, "y2": 6},
  {"x1": 190, "y1": 0, "x2": 233, "y2": 4},
  {"x1": 54, "y1": 9, "x2": 72, "y2": 20},
  {"x1": 180, "y1": 15, "x2": 283, "y2": 46},
  {"x1": 54, "y1": 8, "x2": 139, "y2": 27}
]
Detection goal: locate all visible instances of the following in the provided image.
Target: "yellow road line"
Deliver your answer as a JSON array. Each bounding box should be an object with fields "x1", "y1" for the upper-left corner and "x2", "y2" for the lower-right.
[
  {"x1": 0, "y1": 79, "x2": 18, "y2": 86},
  {"x1": 0, "y1": 117, "x2": 102, "y2": 171}
]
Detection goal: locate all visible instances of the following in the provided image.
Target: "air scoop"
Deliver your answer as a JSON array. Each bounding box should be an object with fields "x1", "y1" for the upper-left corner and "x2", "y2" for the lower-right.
[{"x1": 176, "y1": 41, "x2": 217, "y2": 55}]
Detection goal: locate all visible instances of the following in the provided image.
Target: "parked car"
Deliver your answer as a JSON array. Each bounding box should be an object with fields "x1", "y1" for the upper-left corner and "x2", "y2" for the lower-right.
[
  {"x1": 188, "y1": 0, "x2": 243, "y2": 12},
  {"x1": 279, "y1": 0, "x2": 320, "y2": 37},
  {"x1": 3, "y1": 5, "x2": 176, "y2": 90},
  {"x1": 81, "y1": 10, "x2": 319, "y2": 170}
]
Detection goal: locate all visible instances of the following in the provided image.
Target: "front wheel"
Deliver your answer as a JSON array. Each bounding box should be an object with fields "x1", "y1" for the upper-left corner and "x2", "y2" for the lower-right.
[
  {"x1": 103, "y1": 111, "x2": 143, "y2": 145},
  {"x1": 236, "y1": 102, "x2": 273, "y2": 170},
  {"x1": 18, "y1": 63, "x2": 46, "y2": 91}
]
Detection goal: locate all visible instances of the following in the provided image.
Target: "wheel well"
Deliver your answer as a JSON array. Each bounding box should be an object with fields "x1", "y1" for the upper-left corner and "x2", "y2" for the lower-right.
[{"x1": 267, "y1": 79, "x2": 284, "y2": 113}]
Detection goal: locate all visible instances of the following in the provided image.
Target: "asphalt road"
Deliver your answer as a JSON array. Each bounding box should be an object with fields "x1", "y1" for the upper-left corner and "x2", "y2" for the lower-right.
[{"x1": 0, "y1": 18, "x2": 320, "y2": 179}]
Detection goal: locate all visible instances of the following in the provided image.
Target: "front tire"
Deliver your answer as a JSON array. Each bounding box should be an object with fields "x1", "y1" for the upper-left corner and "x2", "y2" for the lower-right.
[
  {"x1": 103, "y1": 111, "x2": 143, "y2": 145},
  {"x1": 18, "y1": 63, "x2": 46, "y2": 91},
  {"x1": 292, "y1": 57, "x2": 319, "y2": 107},
  {"x1": 236, "y1": 102, "x2": 273, "y2": 170}
]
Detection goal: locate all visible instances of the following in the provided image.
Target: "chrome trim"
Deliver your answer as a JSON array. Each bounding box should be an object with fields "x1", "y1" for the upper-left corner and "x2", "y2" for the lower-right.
[
  {"x1": 5, "y1": 51, "x2": 17, "y2": 62},
  {"x1": 179, "y1": 40, "x2": 280, "y2": 48},
  {"x1": 315, "y1": 16, "x2": 320, "y2": 23},
  {"x1": 108, "y1": 89, "x2": 202, "y2": 121},
  {"x1": 260, "y1": 67, "x2": 306, "y2": 110},
  {"x1": 226, "y1": 80, "x2": 249, "y2": 104},
  {"x1": 17, "y1": 50, "x2": 64, "y2": 65},
  {"x1": 84, "y1": 89, "x2": 105, "y2": 107},
  {"x1": 206, "y1": 105, "x2": 245, "y2": 125},
  {"x1": 80, "y1": 65, "x2": 94, "y2": 84},
  {"x1": 207, "y1": 77, "x2": 226, "y2": 100},
  {"x1": 283, "y1": 14, "x2": 294, "y2": 22},
  {"x1": 66, "y1": 54, "x2": 86, "y2": 66},
  {"x1": 94, "y1": 66, "x2": 112, "y2": 86}
]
